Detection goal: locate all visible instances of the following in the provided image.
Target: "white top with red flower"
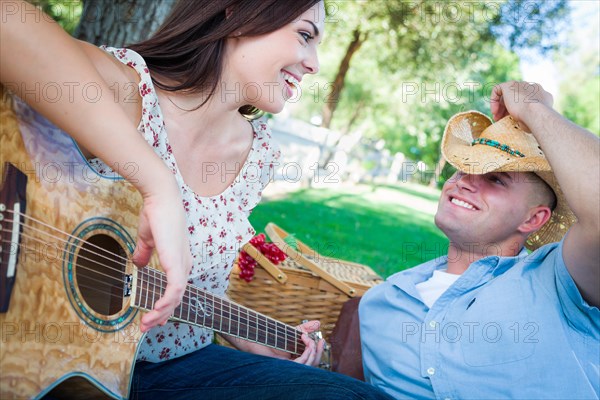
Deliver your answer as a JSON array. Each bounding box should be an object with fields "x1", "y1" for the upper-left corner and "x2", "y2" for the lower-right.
[{"x1": 89, "y1": 47, "x2": 280, "y2": 362}]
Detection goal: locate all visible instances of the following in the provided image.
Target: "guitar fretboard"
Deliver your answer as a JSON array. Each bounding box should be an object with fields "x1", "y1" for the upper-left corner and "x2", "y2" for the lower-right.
[{"x1": 131, "y1": 268, "x2": 306, "y2": 355}]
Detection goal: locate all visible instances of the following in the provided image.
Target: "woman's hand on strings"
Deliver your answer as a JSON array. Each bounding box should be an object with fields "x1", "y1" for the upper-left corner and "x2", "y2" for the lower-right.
[
  {"x1": 292, "y1": 320, "x2": 325, "y2": 367},
  {"x1": 230, "y1": 320, "x2": 325, "y2": 367},
  {"x1": 132, "y1": 179, "x2": 192, "y2": 333}
]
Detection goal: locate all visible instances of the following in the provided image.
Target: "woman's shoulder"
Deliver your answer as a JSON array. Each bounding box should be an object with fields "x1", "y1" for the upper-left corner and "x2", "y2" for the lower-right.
[
  {"x1": 76, "y1": 42, "x2": 141, "y2": 88},
  {"x1": 79, "y1": 43, "x2": 144, "y2": 129}
]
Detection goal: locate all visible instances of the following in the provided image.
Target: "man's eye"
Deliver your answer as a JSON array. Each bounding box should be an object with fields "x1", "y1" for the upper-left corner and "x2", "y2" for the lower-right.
[{"x1": 490, "y1": 176, "x2": 505, "y2": 186}]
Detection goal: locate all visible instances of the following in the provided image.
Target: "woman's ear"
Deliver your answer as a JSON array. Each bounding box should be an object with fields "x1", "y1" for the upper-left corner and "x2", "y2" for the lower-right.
[{"x1": 518, "y1": 206, "x2": 552, "y2": 234}]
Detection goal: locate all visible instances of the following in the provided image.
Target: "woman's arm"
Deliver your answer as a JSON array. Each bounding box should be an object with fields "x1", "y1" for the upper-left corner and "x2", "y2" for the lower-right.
[{"x1": 0, "y1": 0, "x2": 191, "y2": 330}]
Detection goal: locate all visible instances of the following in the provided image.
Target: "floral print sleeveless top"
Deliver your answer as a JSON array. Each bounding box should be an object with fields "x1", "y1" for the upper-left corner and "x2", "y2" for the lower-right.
[{"x1": 90, "y1": 47, "x2": 280, "y2": 362}]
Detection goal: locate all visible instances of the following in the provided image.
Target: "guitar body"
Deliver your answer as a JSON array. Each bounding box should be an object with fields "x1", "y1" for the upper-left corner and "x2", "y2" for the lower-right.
[{"x1": 0, "y1": 88, "x2": 146, "y2": 399}]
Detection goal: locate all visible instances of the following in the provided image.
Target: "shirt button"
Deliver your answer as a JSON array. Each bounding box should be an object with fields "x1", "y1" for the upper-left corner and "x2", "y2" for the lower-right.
[
  {"x1": 427, "y1": 367, "x2": 435, "y2": 375},
  {"x1": 429, "y1": 320, "x2": 437, "y2": 328}
]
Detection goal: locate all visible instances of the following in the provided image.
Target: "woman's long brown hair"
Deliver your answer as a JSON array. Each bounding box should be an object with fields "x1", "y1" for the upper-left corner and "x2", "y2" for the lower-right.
[{"x1": 129, "y1": 0, "x2": 322, "y2": 115}]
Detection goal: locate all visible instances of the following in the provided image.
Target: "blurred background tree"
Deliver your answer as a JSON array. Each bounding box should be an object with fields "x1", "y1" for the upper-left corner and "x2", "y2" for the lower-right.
[
  {"x1": 37, "y1": 0, "x2": 597, "y2": 185},
  {"x1": 30, "y1": 0, "x2": 174, "y2": 44},
  {"x1": 292, "y1": 0, "x2": 574, "y2": 182}
]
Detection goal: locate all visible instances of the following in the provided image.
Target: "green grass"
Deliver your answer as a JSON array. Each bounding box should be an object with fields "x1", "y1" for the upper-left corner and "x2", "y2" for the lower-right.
[{"x1": 249, "y1": 183, "x2": 449, "y2": 278}]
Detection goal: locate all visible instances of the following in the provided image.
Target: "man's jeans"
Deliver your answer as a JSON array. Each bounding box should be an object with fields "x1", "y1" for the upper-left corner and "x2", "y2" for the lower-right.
[{"x1": 130, "y1": 344, "x2": 393, "y2": 399}]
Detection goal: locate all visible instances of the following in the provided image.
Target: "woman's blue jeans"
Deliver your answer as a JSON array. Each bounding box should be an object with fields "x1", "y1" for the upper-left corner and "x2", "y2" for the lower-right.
[{"x1": 129, "y1": 344, "x2": 393, "y2": 400}]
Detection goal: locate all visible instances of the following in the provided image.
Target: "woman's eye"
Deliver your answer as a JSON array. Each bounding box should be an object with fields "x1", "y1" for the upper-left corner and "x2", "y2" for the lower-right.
[{"x1": 299, "y1": 31, "x2": 314, "y2": 43}]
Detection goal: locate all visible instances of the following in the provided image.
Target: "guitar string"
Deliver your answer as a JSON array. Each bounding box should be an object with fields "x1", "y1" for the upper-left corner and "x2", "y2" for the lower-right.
[
  {"x1": 4, "y1": 210, "x2": 132, "y2": 264},
  {"x1": 1, "y1": 236, "x2": 126, "y2": 296},
  {"x1": 140, "y1": 282, "x2": 306, "y2": 354},
  {"x1": 147, "y1": 267, "x2": 306, "y2": 350},
  {"x1": 134, "y1": 267, "x2": 304, "y2": 352},
  {"x1": 2, "y1": 235, "x2": 303, "y2": 353},
  {"x1": 1, "y1": 212, "x2": 302, "y2": 342},
  {"x1": 3, "y1": 209, "x2": 307, "y2": 348},
  {"x1": 1, "y1": 230, "x2": 304, "y2": 353},
  {"x1": 3, "y1": 239, "x2": 127, "y2": 303},
  {"x1": 1, "y1": 239, "x2": 303, "y2": 353},
  {"x1": 1, "y1": 212, "x2": 306, "y2": 349},
  {"x1": 1, "y1": 227, "x2": 304, "y2": 352}
]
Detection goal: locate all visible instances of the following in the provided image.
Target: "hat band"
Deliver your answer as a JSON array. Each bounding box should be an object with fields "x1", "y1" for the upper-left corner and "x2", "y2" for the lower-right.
[{"x1": 471, "y1": 138, "x2": 525, "y2": 158}]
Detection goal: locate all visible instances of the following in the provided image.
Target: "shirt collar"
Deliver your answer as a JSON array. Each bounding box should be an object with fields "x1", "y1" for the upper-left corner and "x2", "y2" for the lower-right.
[{"x1": 387, "y1": 247, "x2": 530, "y2": 296}]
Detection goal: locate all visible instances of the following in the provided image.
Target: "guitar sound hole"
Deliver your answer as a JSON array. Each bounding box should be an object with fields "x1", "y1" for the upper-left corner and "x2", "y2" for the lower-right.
[{"x1": 76, "y1": 234, "x2": 127, "y2": 316}]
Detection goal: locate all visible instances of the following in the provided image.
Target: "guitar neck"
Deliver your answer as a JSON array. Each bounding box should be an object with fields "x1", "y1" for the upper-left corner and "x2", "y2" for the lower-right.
[{"x1": 130, "y1": 268, "x2": 306, "y2": 355}]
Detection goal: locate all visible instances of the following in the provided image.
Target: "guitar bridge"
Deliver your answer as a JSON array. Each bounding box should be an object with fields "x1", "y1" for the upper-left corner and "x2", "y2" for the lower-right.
[
  {"x1": 0, "y1": 163, "x2": 28, "y2": 313},
  {"x1": 123, "y1": 274, "x2": 133, "y2": 297}
]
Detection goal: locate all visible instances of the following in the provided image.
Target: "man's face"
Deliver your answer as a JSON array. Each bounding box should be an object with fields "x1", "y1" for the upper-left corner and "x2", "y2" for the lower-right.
[{"x1": 434, "y1": 171, "x2": 541, "y2": 250}]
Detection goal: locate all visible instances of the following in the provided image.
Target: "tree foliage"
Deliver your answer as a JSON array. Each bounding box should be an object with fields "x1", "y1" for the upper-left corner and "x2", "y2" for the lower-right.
[
  {"x1": 555, "y1": 2, "x2": 599, "y2": 135},
  {"x1": 30, "y1": 0, "x2": 82, "y2": 34},
  {"x1": 38, "y1": 0, "x2": 580, "y2": 170},
  {"x1": 293, "y1": 0, "x2": 570, "y2": 168}
]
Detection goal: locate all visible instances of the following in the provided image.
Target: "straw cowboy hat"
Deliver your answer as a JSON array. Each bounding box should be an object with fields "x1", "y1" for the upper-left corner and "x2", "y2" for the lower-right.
[{"x1": 441, "y1": 110, "x2": 576, "y2": 250}]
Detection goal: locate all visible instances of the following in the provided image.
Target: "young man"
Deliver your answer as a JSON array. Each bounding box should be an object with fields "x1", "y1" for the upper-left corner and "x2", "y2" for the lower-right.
[{"x1": 359, "y1": 81, "x2": 599, "y2": 399}]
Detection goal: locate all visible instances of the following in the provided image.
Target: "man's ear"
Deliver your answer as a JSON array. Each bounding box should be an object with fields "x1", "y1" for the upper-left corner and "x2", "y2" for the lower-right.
[{"x1": 518, "y1": 206, "x2": 552, "y2": 234}]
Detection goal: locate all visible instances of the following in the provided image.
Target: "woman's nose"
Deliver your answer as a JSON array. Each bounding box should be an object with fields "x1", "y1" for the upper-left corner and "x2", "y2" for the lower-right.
[{"x1": 303, "y1": 47, "x2": 320, "y2": 75}]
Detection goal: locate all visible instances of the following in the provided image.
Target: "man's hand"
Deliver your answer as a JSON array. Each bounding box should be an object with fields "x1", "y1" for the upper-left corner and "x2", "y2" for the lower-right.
[{"x1": 490, "y1": 81, "x2": 554, "y2": 131}]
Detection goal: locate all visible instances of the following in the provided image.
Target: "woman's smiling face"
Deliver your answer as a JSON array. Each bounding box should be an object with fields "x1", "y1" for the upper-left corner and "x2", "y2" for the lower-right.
[{"x1": 223, "y1": 1, "x2": 325, "y2": 113}]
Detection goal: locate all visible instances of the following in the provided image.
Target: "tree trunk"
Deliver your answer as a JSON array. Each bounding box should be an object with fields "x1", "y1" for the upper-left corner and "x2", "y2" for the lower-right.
[
  {"x1": 321, "y1": 100, "x2": 365, "y2": 167},
  {"x1": 74, "y1": 0, "x2": 176, "y2": 46},
  {"x1": 320, "y1": 27, "x2": 366, "y2": 129}
]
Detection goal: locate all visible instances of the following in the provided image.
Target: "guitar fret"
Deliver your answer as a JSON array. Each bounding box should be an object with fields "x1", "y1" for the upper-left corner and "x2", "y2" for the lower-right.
[
  {"x1": 254, "y1": 313, "x2": 259, "y2": 343},
  {"x1": 195, "y1": 287, "x2": 200, "y2": 327},
  {"x1": 294, "y1": 333, "x2": 298, "y2": 353},
  {"x1": 247, "y1": 311, "x2": 254, "y2": 342},
  {"x1": 239, "y1": 307, "x2": 245, "y2": 339},
  {"x1": 186, "y1": 286, "x2": 191, "y2": 322},
  {"x1": 258, "y1": 314, "x2": 265, "y2": 345},
  {"x1": 143, "y1": 270, "x2": 150, "y2": 310},
  {"x1": 267, "y1": 318, "x2": 274, "y2": 348},
  {"x1": 158, "y1": 269, "x2": 163, "y2": 305},
  {"x1": 275, "y1": 320, "x2": 280, "y2": 349},
  {"x1": 242, "y1": 308, "x2": 248, "y2": 340},
  {"x1": 198, "y1": 287, "x2": 204, "y2": 328},
  {"x1": 218, "y1": 296, "x2": 223, "y2": 334},
  {"x1": 151, "y1": 269, "x2": 158, "y2": 309},
  {"x1": 227, "y1": 303, "x2": 233, "y2": 336},
  {"x1": 133, "y1": 268, "x2": 305, "y2": 355},
  {"x1": 284, "y1": 322, "x2": 288, "y2": 353},
  {"x1": 237, "y1": 304, "x2": 240, "y2": 338},
  {"x1": 209, "y1": 292, "x2": 216, "y2": 329},
  {"x1": 265, "y1": 315, "x2": 271, "y2": 346}
]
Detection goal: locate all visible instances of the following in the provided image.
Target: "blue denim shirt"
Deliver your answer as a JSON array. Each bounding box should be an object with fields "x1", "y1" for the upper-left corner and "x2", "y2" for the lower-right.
[{"x1": 359, "y1": 239, "x2": 600, "y2": 399}]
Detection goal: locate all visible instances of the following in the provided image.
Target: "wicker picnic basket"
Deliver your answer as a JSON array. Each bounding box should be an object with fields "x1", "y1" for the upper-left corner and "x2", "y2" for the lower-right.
[{"x1": 227, "y1": 223, "x2": 383, "y2": 340}]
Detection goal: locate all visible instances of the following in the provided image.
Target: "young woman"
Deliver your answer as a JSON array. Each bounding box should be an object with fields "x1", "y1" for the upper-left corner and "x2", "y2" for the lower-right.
[{"x1": 1, "y1": 0, "x2": 394, "y2": 398}]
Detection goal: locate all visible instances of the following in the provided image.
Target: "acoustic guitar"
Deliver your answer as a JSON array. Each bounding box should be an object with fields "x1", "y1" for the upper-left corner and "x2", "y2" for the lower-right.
[{"x1": 0, "y1": 88, "x2": 315, "y2": 399}]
